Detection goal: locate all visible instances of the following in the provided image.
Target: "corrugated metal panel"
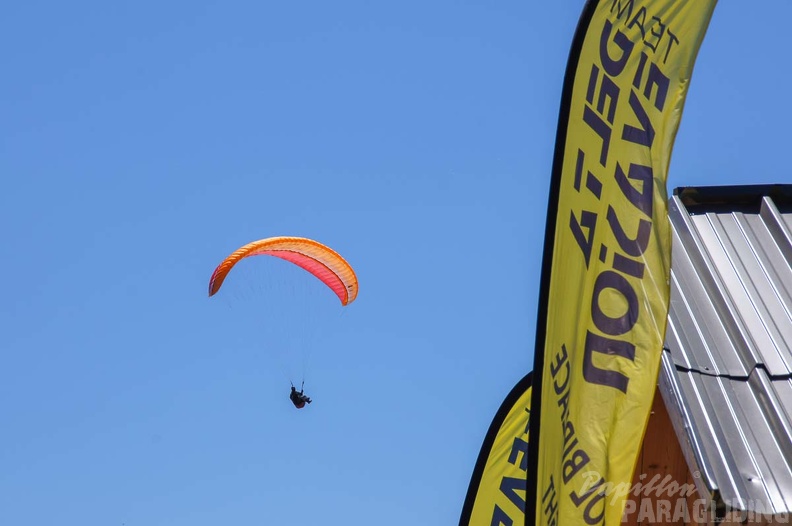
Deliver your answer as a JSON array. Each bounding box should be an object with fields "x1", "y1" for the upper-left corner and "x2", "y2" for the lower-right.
[{"x1": 661, "y1": 185, "x2": 792, "y2": 516}]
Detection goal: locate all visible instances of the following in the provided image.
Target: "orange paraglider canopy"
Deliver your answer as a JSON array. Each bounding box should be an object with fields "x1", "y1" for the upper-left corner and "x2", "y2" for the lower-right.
[{"x1": 208, "y1": 236, "x2": 358, "y2": 306}]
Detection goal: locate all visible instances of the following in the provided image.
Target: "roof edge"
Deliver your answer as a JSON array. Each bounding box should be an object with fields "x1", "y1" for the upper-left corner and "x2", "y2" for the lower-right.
[{"x1": 673, "y1": 184, "x2": 792, "y2": 210}]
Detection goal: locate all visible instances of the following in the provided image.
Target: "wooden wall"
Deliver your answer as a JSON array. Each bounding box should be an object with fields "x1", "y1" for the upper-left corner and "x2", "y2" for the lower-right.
[
  {"x1": 621, "y1": 388, "x2": 783, "y2": 525},
  {"x1": 622, "y1": 388, "x2": 712, "y2": 526}
]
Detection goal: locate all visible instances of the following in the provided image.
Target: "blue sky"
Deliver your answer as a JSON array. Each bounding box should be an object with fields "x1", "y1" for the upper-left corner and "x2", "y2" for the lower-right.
[{"x1": 1, "y1": 2, "x2": 790, "y2": 525}]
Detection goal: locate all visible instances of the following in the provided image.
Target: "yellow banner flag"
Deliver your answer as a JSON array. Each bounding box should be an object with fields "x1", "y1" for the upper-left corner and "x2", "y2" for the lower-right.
[
  {"x1": 460, "y1": 373, "x2": 532, "y2": 526},
  {"x1": 526, "y1": 2, "x2": 716, "y2": 525}
]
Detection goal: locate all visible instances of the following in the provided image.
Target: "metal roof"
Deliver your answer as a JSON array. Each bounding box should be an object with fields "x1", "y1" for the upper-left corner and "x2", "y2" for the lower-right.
[{"x1": 659, "y1": 184, "x2": 792, "y2": 517}]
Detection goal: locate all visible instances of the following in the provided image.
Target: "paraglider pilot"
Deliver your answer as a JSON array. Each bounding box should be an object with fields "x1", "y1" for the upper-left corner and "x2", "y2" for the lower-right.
[{"x1": 290, "y1": 383, "x2": 312, "y2": 409}]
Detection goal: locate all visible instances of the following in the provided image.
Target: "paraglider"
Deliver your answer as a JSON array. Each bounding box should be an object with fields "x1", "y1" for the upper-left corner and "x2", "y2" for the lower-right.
[
  {"x1": 208, "y1": 236, "x2": 358, "y2": 408},
  {"x1": 290, "y1": 383, "x2": 312, "y2": 409},
  {"x1": 208, "y1": 236, "x2": 358, "y2": 305}
]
